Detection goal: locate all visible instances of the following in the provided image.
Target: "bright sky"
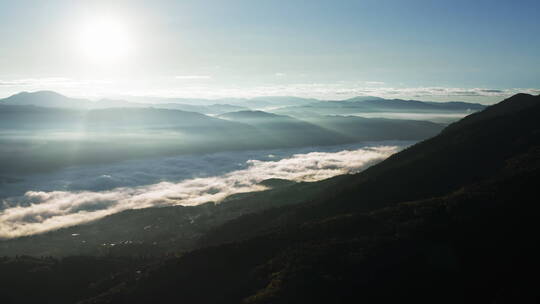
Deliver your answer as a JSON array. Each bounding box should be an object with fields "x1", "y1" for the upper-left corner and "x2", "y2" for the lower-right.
[{"x1": 0, "y1": 0, "x2": 539, "y2": 103}]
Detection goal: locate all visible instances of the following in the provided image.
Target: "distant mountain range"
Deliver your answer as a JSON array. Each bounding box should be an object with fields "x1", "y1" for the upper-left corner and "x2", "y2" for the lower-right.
[
  {"x1": 275, "y1": 96, "x2": 486, "y2": 116},
  {"x1": 0, "y1": 91, "x2": 485, "y2": 115},
  {"x1": 0, "y1": 91, "x2": 250, "y2": 115},
  {"x1": 344, "y1": 95, "x2": 486, "y2": 111},
  {"x1": 0, "y1": 100, "x2": 444, "y2": 174},
  {"x1": 219, "y1": 110, "x2": 348, "y2": 146},
  {"x1": 220, "y1": 110, "x2": 441, "y2": 142}
]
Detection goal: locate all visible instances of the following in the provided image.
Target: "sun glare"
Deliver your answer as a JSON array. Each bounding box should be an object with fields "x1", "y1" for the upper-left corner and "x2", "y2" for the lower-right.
[{"x1": 77, "y1": 16, "x2": 133, "y2": 63}]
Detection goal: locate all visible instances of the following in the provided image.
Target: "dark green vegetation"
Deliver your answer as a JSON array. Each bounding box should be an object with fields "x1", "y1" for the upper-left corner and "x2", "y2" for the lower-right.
[
  {"x1": 1, "y1": 94, "x2": 537, "y2": 303},
  {"x1": 0, "y1": 256, "x2": 147, "y2": 304},
  {"x1": 0, "y1": 179, "x2": 329, "y2": 256}
]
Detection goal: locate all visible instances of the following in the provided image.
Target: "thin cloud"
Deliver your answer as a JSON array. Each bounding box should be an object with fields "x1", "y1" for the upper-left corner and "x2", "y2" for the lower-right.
[
  {"x1": 1, "y1": 78, "x2": 537, "y2": 101},
  {"x1": 364, "y1": 81, "x2": 385, "y2": 86},
  {"x1": 0, "y1": 77, "x2": 75, "y2": 86},
  {"x1": 0, "y1": 80, "x2": 30, "y2": 86},
  {"x1": 175, "y1": 75, "x2": 212, "y2": 80},
  {"x1": 132, "y1": 84, "x2": 539, "y2": 101}
]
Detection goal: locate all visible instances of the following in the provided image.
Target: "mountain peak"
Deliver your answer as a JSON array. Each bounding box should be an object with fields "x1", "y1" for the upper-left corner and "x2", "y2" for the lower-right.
[
  {"x1": 9, "y1": 90, "x2": 67, "y2": 99},
  {"x1": 1, "y1": 90, "x2": 87, "y2": 108},
  {"x1": 503, "y1": 93, "x2": 540, "y2": 105},
  {"x1": 449, "y1": 93, "x2": 539, "y2": 129}
]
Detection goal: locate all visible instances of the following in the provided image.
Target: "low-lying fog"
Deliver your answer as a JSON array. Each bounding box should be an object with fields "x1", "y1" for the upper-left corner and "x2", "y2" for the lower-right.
[
  {"x1": 349, "y1": 112, "x2": 471, "y2": 123},
  {"x1": 0, "y1": 141, "x2": 410, "y2": 238}
]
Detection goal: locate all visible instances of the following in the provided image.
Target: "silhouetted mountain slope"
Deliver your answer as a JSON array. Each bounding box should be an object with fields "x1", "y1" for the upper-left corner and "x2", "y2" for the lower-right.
[
  {"x1": 3, "y1": 146, "x2": 539, "y2": 304},
  {"x1": 78, "y1": 146, "x2": 540, "y2": 304},
  {"x1": 194, "y1": 94, "x2": 540, "y2": 243},
  {"x1": 321, "y1": 93, "x2": 540, "y2": 211},
  {"x1": 0, "y1": 256, "x2": 145, "y2": 304},
  {"x1": 70, "y1": 93, "x2": 540, "y2": 304},
  {"x1": 444, "y1": 92, "x2": 540, "y2": 130}
]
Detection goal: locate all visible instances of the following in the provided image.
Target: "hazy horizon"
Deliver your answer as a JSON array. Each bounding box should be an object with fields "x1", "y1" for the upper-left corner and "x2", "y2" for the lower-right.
[
  {"x1": 6, "y1": 88, "x2": 540, "y2": 104},
  {"x1": 1, "y1": 0, "x2": 539, "y2": 103}
]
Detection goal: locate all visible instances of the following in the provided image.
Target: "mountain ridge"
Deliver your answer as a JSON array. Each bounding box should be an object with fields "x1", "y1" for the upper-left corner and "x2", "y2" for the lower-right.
[{"x1": 1, "y1": 90, "x2": 487, "y2": 113}]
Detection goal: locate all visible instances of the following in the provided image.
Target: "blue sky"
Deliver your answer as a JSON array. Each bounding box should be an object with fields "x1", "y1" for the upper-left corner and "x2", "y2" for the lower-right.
[{"x1": 0, "y1": 0, "x2": 539, "y2": 102}]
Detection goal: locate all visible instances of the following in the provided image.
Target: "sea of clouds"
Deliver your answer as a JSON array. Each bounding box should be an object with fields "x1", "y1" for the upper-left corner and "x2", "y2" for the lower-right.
[
  {"x1": 2, "y1": 77, "x2": 539, "y2": 102},
  {"x1": 0, "y1": 142, "x2": 409, "y2": 238}
]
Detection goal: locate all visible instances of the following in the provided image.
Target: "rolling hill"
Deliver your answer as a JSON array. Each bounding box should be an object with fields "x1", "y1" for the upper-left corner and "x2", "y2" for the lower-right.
[
  {"x1": 219, "y1": 111, "x2": 350, "y2": 146},
  {"x1": 219, "y1": 110, "x2": 443, "y2": 144},
  {"x1": 0, "y1": 104, "x2": 442, "y2": 175}
]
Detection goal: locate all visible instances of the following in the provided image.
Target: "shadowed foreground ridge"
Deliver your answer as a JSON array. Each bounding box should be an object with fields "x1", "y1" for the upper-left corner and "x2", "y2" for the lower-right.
[{"x1": 0, "y1": 94, "x2": 539, "y2": 304}]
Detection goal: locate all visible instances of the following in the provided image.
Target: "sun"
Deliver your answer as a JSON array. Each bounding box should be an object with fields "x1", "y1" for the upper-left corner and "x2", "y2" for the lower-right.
[{"x1": 77, "y1": 16, "x2": 134, "y2": 63}]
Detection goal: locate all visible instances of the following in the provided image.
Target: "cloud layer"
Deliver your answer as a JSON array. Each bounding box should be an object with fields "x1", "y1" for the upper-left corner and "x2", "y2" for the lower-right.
[
  {"x1": 1, "y1": 77, "x2": 538, "y2": 102},
  {"x1": 0, "y1": 144, "x2": 403, "y2": 239}
]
